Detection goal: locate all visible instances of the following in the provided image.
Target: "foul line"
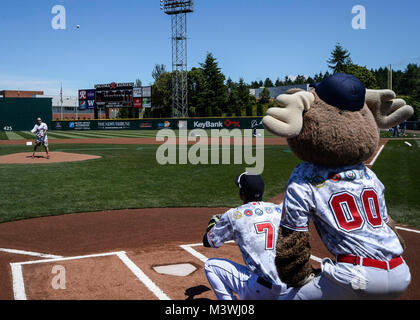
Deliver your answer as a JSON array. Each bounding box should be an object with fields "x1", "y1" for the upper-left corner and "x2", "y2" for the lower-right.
[
  {"x1": 368, "y1": 144, "x2": 385, "y2": 166},
  {"x1": 0, "y1": 248, "x2": 63, "y2": 259},
  {"x1": 396, "y1": 226, "x2": 420, "y2": 234},
  {"x1": 10, "y1": 251, "x2": 170, "y2": 301}
]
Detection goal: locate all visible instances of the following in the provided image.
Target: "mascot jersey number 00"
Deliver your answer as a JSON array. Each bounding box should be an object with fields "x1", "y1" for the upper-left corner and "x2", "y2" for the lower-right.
[{"x1": 263, "y1": 73, "x2": 413, "y2": 300}]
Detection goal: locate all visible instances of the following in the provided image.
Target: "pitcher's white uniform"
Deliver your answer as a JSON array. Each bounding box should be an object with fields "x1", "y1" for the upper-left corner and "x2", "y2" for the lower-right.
[
  {"x1": 204, "y1": 201, "x2": 289, "y2": 300},
  {"x1": 31, "y1": 122, "x2": 48, "y2": 146},
  {"x1": 280, "y1": 162, "x2": 411, "y2": 300}
]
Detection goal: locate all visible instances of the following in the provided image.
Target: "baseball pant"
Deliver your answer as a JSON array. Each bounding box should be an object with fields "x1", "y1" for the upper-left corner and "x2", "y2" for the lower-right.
[
  {"x1": 280, "y1": 258, "x2": 411, "y2": 300},
  {"x1": 204, "y1": 258, "x2": 288, "y2": 300}
]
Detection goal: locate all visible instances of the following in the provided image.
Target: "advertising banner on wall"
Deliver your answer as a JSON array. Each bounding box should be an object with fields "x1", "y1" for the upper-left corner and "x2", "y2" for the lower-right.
[
  {"x1": 142, "y1": 97, "x2": 151, "y2": 108},
  {"x1": 133, "y1": 87, "x2": 143, "y2": 98},
  {"x1": 142, "y1": 86, "x2": 152, "y2": 98},
  {"x1": 78, "y1": 89, "x2": 96, "y2": 110},
  {"x1": 86, "y1": 89, "x2": 96, "y2": 109},
  {"x1": 79, "y1": 100, "x2": 87, "y2": 110},
  {"x1": 52, "y1": 117, "x2": 265, "y2": 131},
  {"x1": 133, "y1": 97, "x2": 143, "y2": 108}
]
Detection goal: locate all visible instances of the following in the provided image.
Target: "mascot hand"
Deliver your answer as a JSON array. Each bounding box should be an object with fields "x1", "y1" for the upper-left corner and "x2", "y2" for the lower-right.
[{"x1": 365, "y1": 89, "x2": 414, "y2": 129}]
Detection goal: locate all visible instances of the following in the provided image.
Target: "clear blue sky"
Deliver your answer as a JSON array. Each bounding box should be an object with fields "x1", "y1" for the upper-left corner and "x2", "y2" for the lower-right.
[{"x1": 0, "y1": 0, "x2": 419, "y2": 95}]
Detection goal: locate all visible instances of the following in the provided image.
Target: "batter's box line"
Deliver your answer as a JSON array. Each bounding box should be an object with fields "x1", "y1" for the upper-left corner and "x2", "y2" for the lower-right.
[
  {"x1": 10, "y1": 251, "x2": 170, "y2": 301},
  {"x1": 179, "y1": 242, "x2": 324, "y2": 264}
]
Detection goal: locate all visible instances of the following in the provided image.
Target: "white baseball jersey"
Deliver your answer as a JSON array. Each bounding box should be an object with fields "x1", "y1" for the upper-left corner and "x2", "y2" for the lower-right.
[
  {"x1": 281, "y1": 162, "x2": 403, "y2": 261},
  {"x1": 207, "y1": 201, "x2": 284, "y2": 286},
  {"x1": 31, "y1": 122, "x2": 48, "y2": 142}
]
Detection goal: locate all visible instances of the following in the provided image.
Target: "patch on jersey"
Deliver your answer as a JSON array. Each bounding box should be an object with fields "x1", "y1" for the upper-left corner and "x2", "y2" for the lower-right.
[
  {"x1": 265, "y1": 207, "x2": 273, "y2": 214},
  {"x1": 232, "y1": 210, "x2": 243, "y2": 220},
  {"x1": 275, "y1": 207, "x2": 282, "y2": 214},
  {"x1": 255, "y1": 208, "x2": 264, "y2": 216},
  {"x1": 345, "y1": 170, "x2": 357, "y2": 181},
  {"x1": 328, "y1": 172, "x2": 341, "y2": 183},
  {"x1": 311, "y1": 175, "x2": 326, "y2": 188},
  {"x1": 244, "y1": 209, "x2": 253, "y2": 216}
]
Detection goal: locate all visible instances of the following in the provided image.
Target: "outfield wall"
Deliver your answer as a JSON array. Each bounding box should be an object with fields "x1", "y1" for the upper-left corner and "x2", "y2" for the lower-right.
[
  {"x1": 0, "y1": 98, "x2": 52, "y2": 131},
  {"x1": 51, "y1": 117, "x2": 265, "y2": 131}
]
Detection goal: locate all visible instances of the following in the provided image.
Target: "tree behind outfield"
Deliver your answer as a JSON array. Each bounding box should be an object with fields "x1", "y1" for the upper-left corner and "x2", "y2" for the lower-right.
[
  {"x1": 259, "y1": 87, "x2": 271, "y2": 104},
  {"x1": 152, "y1": 64, "x2": 167, "y2": 81},
  {"x1": 150, "y1": 71, "x2": 172, "y2": 118},
  {"x1": 328, "y1": 43, "x2": 352, "y2": 73},
  {"x1": 337, "y1": 64, "x2": 377, "y2": 88},
  {"x1": 188, "y1": 67, "x2": 207, "y2": 117},
  {"x1": 264, "y1": 78, "x2": 274, "y2": 87},
  {"x1": 200, "y1": 53, "x2": 228, "y2": 116}
]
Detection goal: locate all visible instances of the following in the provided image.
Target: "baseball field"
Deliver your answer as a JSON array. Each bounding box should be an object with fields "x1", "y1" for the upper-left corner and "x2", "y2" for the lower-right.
[{"x1": 0, "y1": 130, "x2": 419, "y2": 300}]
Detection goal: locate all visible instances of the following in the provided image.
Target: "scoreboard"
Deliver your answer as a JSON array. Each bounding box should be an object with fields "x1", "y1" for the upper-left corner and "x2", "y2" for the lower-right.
[
  {"x1": 78, "y1": 82, "x2": 152, "y2": 110},
  {"x1": 95, "y1": 82, "x2": 134, "y2": 108}
]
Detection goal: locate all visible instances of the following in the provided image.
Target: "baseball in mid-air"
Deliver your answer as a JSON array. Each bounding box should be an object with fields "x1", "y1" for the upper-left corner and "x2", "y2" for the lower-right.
[{"x1": 76, "y1": 25, "x2": 80, "y2": 29}]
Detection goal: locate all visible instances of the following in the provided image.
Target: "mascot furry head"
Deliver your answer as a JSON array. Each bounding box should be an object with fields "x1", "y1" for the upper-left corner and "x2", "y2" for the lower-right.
[{"x1": 263, "y1": 73, "x2": 413, "y2": 289}]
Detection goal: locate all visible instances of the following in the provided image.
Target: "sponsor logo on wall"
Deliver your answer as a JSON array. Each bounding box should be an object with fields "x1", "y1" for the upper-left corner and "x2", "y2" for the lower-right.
[
  {"x1": 139, "y1": 122, "x2": 152, "y2": 128},
  {"x1": 97, "y1": 121, "x2": 131, "y2": 130},
  {"x1": 157, "y1": 121, "x2": 171, "y2": 129},
  {"x1": 69, "y1": 122, "x2": 91, "y2": 130}
]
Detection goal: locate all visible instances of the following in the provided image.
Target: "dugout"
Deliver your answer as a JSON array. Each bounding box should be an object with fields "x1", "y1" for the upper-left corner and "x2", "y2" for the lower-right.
[{"x1": 0, "y1": 98, "x2": 52, "y2": 131}]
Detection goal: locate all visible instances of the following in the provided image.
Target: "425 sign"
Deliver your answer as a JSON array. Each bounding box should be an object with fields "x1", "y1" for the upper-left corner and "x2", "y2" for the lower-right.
[{"x1": 3, "y1": 126, "x2": 13, "y2": 131}]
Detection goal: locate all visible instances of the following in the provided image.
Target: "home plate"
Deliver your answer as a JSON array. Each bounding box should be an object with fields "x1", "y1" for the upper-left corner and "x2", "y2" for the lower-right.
[
  {"x1": 26, "y1": 142, "x2": 33, "y2": 146},
  {"x1": 153, "y1": 263, "x2": 197, "y2": 277}
]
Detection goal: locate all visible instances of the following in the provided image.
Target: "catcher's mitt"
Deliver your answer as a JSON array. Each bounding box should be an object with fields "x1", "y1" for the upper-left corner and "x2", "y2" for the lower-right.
[{"x1": 206, "y1": 214, "x2": 223, "y2": 232}]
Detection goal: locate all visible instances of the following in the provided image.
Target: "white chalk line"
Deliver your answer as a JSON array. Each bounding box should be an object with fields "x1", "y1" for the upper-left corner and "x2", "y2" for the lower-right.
[
  {"x1": 0, "y1": 248, "x2": 63, "y2": 259},
  {"x1": 116, "y1": 252, "x2": 170, "y2": 300},
  {"x1": 396, "y1": 226, "x2": 420, "y2": 234},
  {"x1": 368, "y1": 144, "x2": 385, "y2": 166},
  {"x1": 10, "y1": 250, "x2": 170, "y2": 300},
  {"x1": 11, "y1": 264, "x2": 26, "y2": 300}
]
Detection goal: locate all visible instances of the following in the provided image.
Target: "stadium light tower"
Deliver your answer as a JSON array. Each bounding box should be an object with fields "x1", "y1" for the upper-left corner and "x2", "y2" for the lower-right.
[{"x1": 160, "y1": 0, "x2": 194, "y2": 118}]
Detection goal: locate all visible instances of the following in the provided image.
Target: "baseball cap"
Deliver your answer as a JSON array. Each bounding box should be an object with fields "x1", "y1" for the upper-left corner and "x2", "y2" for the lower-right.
[
  {"x1": 311, "y1": 73, "x2": 366, "y2": 111},
  {"x1": 235, "y1": 172, "x2": 265, "y2": 200}
]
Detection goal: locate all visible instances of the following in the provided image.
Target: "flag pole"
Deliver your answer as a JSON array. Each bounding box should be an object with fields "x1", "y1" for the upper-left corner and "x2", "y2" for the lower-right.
[{"x1": 60, "y1": 82, "x2": 63, "y2": 120}]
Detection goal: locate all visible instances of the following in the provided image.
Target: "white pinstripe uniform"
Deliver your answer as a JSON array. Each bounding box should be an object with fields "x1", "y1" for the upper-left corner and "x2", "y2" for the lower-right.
[{"x1": 280, "y1": 162, "x2": 411, "y2": 300}]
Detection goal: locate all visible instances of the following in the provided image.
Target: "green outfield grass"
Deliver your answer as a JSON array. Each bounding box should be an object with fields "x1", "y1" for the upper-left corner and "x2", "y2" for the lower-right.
[
  {"x1": 0, "y1": 140, "x2": 418, "y2": 227},
  {"x1": 0, "y1": 144, "x2": 299, "y2": 223},
  {"x1": 379, "y1": 130, "x2": 417, "y2": 138},
  {"x1": 372, "y1": 140, "x2": 420, "y2": 228},
  {"x1": 0, "y1": 129, "x2": 278, "y2": 141},
  {"x1": 1, "y1": 129, "x2": 417, "y2": 141}
]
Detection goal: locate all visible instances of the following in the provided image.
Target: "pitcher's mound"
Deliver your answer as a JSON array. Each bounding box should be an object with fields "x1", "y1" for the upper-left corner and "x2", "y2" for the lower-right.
[{"x1": 0, "y1": 152, "x2": 101, "y2": 164}]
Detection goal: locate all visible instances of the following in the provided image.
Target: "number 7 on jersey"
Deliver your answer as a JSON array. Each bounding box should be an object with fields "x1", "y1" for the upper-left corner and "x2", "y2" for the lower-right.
[{"x1": 254, "y1": 222, "x2": 275, "y2": 250}]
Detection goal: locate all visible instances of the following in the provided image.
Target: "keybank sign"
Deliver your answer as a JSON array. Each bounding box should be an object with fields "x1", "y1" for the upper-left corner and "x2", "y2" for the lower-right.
[
  {"x1": 193, "y1": 119, "x2": 241, "y2": 129},
  {"x1": 193, "y1": 121, "x2": 224, "y2": 129}
]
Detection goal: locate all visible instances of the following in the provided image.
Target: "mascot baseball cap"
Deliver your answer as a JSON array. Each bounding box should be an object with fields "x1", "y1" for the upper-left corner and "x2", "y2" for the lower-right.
[
  {"x1": 312, "y1": 73, "x2": 366, "y2": 111},
  {"x1": 235, "y1": 172, "x2": 265, "y2": 200}
]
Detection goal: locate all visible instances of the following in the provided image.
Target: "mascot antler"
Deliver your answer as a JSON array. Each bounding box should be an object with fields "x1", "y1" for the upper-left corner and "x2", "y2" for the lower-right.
[
  {"x1": 262, "y1": 91, "x2": 315, "y2": 138},
  {"x1": 365, "y1": 89, "x2": 414, "y2": 129}
]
